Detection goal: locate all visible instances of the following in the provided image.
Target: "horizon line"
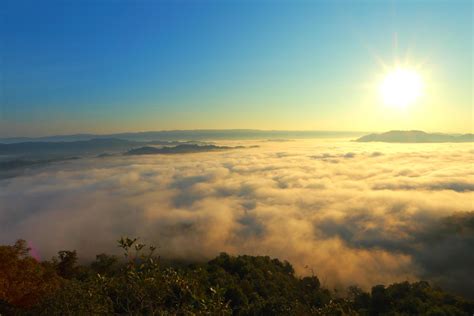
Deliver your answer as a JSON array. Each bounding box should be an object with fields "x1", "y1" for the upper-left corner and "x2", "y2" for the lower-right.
[{"x1": 1, "y1": 128, "x2": 473, "y2": 140}]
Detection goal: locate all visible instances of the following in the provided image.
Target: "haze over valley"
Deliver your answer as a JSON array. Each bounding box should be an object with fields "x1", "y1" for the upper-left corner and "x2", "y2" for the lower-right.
[{"x1": 1, "y1": 134, "x2": 473, "y2": 298}]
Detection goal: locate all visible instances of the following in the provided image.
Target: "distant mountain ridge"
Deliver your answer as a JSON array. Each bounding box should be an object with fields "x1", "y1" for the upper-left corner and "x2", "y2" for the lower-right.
[
  {"x1": 0, "y1": 130, "x2": 364, "y2": 144},
  {"x1": 0, "y1": 140, "x2": 228, "y2": 176},
  {"x1": 125, "y1": 144, "x2": 241, "y2": 155},
  {"x1": 356, "y1": 130, "x2": 474, "y2": 143},
  {"x1": 0, "y1": 138, "x2": 136, "y2": 155},
  {"x1": 0, "y1": 138, "x2": 207, "y2": 158}
]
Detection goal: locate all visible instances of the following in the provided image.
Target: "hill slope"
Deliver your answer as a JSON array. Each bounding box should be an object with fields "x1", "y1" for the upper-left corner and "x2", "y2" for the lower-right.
[{"x1": 356, "y1": 130, "x2": 473, "y2": 143}]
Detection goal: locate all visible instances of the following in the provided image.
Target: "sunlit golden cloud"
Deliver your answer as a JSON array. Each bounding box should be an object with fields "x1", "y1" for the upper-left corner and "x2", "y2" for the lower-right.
[{"x1": 1, "y1": 140, "x2": 472, "y2": 295}]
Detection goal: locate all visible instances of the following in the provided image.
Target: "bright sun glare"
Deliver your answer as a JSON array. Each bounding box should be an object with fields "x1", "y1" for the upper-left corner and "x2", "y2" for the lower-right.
[{"x1": 379, "y1": 68, "x2": 424, "y2": 108}]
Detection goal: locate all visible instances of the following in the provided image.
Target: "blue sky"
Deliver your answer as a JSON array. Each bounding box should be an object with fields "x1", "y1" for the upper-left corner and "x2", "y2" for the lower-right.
[{"x1": 1, "y1": 0, "x2": 472, "y2": 136}]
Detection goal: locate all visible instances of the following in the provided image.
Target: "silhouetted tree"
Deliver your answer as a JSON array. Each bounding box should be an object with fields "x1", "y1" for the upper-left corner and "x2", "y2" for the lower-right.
[{"x1": 57, "y1": 250, "x2": 78, "y2": 279}]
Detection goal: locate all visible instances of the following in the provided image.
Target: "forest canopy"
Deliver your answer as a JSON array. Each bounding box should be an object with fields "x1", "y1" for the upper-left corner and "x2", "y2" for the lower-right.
[{"x1": 0, "y1": 238, "x2": 473, "y2": 315}]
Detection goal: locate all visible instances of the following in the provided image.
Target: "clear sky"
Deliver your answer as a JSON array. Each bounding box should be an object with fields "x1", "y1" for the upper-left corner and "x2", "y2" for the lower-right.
[{"x1": 1, "y1": 0, "x2": 472, "y2": 137}]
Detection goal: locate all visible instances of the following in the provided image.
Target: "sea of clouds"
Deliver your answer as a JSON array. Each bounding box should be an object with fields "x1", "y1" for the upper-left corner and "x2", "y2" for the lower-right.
[{"x1": 0, "y1": 139, "x2": 473, "y2": 296}]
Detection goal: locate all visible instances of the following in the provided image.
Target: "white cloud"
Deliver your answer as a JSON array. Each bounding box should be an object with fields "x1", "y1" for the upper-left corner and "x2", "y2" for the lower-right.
[{"x1": 0, "y1": 140, "x2": 473, "y2": 295}]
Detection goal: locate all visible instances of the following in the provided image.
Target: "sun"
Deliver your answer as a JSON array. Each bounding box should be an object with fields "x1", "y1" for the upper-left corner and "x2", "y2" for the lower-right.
[{"x1": 379, "y1": 68, "x2": 424, "y2": 108}]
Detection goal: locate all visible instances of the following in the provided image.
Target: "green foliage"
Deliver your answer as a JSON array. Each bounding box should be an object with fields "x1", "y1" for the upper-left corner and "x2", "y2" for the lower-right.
[
  {"x1": 348, "y1": 281, "x2": 474, "y2": 316},
  {"x1": 201, "y1": 253, "x2": 331, "y2": 315},
  {"x1": 33, "y1": 277, "x2": 113, "y2": 315},
  {"x1": 1, "y1": 238, "x2": 473, "y2": 315},
  {"x1": 38, "y1": 237, "x2": 231, "y2": 315}
]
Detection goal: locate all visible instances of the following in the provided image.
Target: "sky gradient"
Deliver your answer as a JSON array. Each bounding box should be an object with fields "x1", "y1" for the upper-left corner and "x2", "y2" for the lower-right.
[{"x1": 1, "y1": 0, "x2": 472, "y2": 136}]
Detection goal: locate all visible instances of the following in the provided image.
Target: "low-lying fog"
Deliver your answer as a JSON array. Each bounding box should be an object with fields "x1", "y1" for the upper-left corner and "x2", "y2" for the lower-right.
[{"x1": 1, "y1": 139, "x2": 473, "y2": 296}]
